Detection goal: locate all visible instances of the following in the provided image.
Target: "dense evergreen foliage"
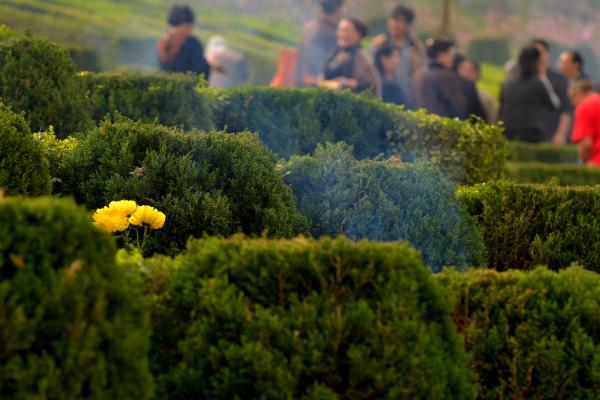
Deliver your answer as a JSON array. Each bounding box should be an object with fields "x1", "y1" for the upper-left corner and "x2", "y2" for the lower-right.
[{"x1": 0, "y1": 197, "x2": 153, "y2": 399}]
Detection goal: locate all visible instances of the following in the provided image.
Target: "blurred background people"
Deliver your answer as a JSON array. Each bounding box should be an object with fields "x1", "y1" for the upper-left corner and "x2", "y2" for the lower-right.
[
  {"x1": 531, "y1": 39, "x2": 571, "y2": 144},
  {"x1": 157, "y1": 5, "x2": 210, "y2": 78},
  {"x1": 559, "y1": 50, "x2": 589, "y2": 87},
  {"x1": 321, "y1": 18, "x2": 381, "y2": 98},
  {"x1": 205, "y1": 35, "x2": 251, "y2": 88},
  {"x1": 413, "y1": 37, "x2": 466, "y2": 119},
  {"x1": 295, "y1": 0, "x2": 344, "y2": 87},
  {"x1": 370, "y1": 5, "x2": 422, "y2": 102},
  {"x1": 453, "y1": 53, "x2": 486, "y2": 120},
  {"x1": 570, "y1": 80, "x2": 600, "y2": 166},
  {"x1": 500, "y1": 47, "x2": 559, "y2": 143},
  {"x1": 455, "y1": 55, "x2": 497, "y2": 122},
  {"x1": 374, "y1": 43, "x2": 411, "y2": 106}
]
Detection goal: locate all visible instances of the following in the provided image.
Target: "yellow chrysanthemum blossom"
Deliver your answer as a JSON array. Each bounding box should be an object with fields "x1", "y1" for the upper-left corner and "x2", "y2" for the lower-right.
[
  {"x1": 93, "y1": 207, "x2": 130, "y2": 233},
  {"x1": 129, "y1": 206, "x2": 166, "y2": 229},
  {"x1": 109, "y1": 200, "x2": 138, "y2": 216}
]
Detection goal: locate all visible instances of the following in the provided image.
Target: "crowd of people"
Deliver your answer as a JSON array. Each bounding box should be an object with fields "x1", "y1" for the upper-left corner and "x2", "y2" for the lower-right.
[{"x1": 156, "y1": 3, "x2": 600, "y2": 166}]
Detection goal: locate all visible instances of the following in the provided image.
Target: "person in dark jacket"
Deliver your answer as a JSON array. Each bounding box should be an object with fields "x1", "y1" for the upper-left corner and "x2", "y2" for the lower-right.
[
  {"x1": 295, "y1": 0, "x2": 344, "y2": 87},
  {"x1": 413, "y1": 38, "x2": 467, "y2": 118},
  {"x1": 500, "y1": 47, "x2": 559, "y2": 143},
  {"x1": 453, "y1": 54, "x2": 486, "y2": 120},
  {"x1": 531, "y1": 39, "x2": 571, "y2": 143},
  {"x1": 374, "y1": 44, "x2": 410, "y2": 107},
  {"x1": 157, "y1": 5, "x2": 211, "y2": 78},
  {"x1": 320, "y1": 18, "x2": 381, "y2": 98}
]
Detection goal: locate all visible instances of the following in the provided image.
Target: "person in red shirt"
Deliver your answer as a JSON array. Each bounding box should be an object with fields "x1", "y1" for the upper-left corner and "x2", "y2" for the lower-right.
[{"x1": 570, "y1": 80, "x2": 600, "y2": 166}]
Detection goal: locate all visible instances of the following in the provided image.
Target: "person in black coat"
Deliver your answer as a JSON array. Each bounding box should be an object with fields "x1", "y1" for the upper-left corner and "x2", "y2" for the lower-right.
[
  {"x1": 157, "y1": 5, "x2": 211, "y2": 78},
  {"x1": 500, "y1": 47, "x2": 559, "y2": 143}
]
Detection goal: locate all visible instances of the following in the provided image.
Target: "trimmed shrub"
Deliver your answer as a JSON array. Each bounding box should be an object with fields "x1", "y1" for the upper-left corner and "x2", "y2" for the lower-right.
[
  {"x1": 0, "y1": 197, "x2": 153, "y2": 399},
  {"x1": 0, "y1": 102, "x2": 51, "y2": 195},
  {"x1": 58, "y1": 117, "x2": 307, "y2": 255},
  {"x1": 210, "y1": 87, "x2": 508, "y2": 184},
  {"x1": 458, "y1": 181, "x2": 600, "y2": 271},
  {"x1": 504, "y1": 162, "x2": 600, "y2": 186},
  {"x1": 80, "y1": 71, "x2": 214, "y2": 131},
  {"x1": 131, "y1": 236, "x2": 476, "y2": 399},
  {"x1": 33, "y1": 129, "x2": 78, "y2": 189},
  {"x1": 284, "y1": 142, "x2": 485, "y2": 271},
  {"x1": 438, "y1": 267, "x2": 600, "y2": 399},
  {"x1": 0, "y1": 30, "x2": 92, "y2": 137},
  {"x1": 510, "y1": 141, "x2": 579, "y2": 164},
  {"x1": 467, "y1": 37, "x2": 511, "y2": 66}
]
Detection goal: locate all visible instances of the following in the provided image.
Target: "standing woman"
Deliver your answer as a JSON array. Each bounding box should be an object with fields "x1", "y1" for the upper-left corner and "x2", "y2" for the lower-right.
[
  {"x1": 500, "y1": 47, "x2": 560, "y2": 143},
  {"x1": 157, "y1": 5, "x2": 211, "y2": 78},
  {"x1": 374, "y1": 44, "x2": 411, "y2": 107},
  {"x1": 321, "y1": 18, "x2": 382, "y2": 98}
]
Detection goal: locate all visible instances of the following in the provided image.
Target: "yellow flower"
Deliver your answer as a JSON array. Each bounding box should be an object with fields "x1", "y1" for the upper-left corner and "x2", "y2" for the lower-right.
[
  {"x1": 93, "y1": 207, "x2": 130, "y2": 233},
  {"x1": 129, "y1": 206, "x2": 166, "y2": 229},
  {"x1": 109, "y1": 200, "x2": 138, "y2": 216}
]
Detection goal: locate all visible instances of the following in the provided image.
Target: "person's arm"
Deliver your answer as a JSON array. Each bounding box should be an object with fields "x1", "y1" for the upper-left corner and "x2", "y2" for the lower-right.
[
  {"x1": 552, "y1": 113, "x2": 572, "y2": 144},
  {"x1": 579, "y1": 136, "x2": 594, "y2": 163}
]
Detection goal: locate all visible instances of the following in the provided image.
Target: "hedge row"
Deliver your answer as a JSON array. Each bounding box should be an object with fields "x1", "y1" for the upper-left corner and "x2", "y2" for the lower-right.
[
  {"x1": 284, "y1": 142, "x2": 485, "y2": 271},
  {"x1": 5, "y1": 198, "x2": 600, "y2": 399},
  {"x1": 0, "y1": 197, "x2": 152, "y2": 399},
  {"x1": 510, "y1": 141, "x2": 579, "y2": 164},
  {"x1": 0, "y1": 28, "x2": 92, "y2": 137},
  {"x1": 459, "y1": 181, "x2": 600, "y2": 271},
  {"x1": 505, "y1": 162, "x2": 600, "y2": 186},
  {"x1": 128, "y1": 235, "x2": 476, "y2": 400},
  {"x1": 56, "y1": 117, "x2": 307, "y2": 255},
  {"x1": 0, "y1": 102, "x2": 51, "y2": 196},
  {"x1": 44, "y1": 118, "x2": 485, "y2": 269},
  {"x1": 79, "y1": 71, "x2": 214, "y2": 132},
  {"x1": 210, "y1": 87, "x2": 508, "y2": 184},
  {"x1": 78, "y1": 77, "x2": 508, "y2": 184},
  {"x1": 438, "y1": 267, "x2": 600, "y2": 399}
]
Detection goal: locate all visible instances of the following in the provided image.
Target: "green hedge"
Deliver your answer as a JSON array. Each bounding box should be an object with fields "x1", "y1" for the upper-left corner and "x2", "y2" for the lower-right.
[
  {"x1": 58, "y1": 117, "x2": 307, "y2": 255},
  {"x1": 284, "y1": 142, "x2": 485, "y2": 272},
  {"x1": 80, "y1": 71, "x2": 214, "y2": 131},
  {"x1": 0, "y1": 29, "x2": 92, "y2": 137},
  {"x1": 79, "y1": 74, "x2": 507, "y2": 184},
  {"x1": 0, "y1": 197, "x2": 152, "y2": 399},
  {"x1": 0, "y1": 102, "x2": 51, "y2": 196},
  {"x1": 128, "y1": 236, "x2": 476, "y2": 399},
  {"x1": 504, "y1": 162, "x2": 600, "y2": 186},
  {"x1": 510, "y1": 141, "x2": 579, "y2": 164},
  {"x1": 458, "y1": 181, "x2": 600, "y2": 271},
  {"x1": 211, "y1": 87, "x2": 508, "y2": 184},
  {"x1": 438, "y1": 267, "x2": 600, "y2": 399}
]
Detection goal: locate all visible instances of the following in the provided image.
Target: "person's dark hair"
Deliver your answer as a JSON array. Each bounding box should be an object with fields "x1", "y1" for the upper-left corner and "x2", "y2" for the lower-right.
[
  {"x1": 530, "y1": 38, "x2": 550, "y2": 51},
  {"x1": 568, "y1": 50, "x2": 584, "y2": 70},
  {"x1": 391, "y1": 5, "x2": 415, "y2": 24},
  {"x1": 518, "y1": 46, "x2": 541, "y2": 80},
  {"x1": 375, "y1": 43, "x2": 399, "y2": 76},
  {"x1": 321, "y1": 0, "x2": 344, "y2": 15},
  {"x1": 168, "y1": 5, "x2": 195, "y2": 26},
  {"x1": 453, "y1": 53, "x2": 466, "y2": 72},
  {"x1": 426, "y1": 37, "x2": 455, "y2": 61},
  {"x1": 347, "y1": 18, "x2": 370, "y2": 38},
  {"x1": 471, "y1": 59, "x2": 481, "y2": 73}
]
